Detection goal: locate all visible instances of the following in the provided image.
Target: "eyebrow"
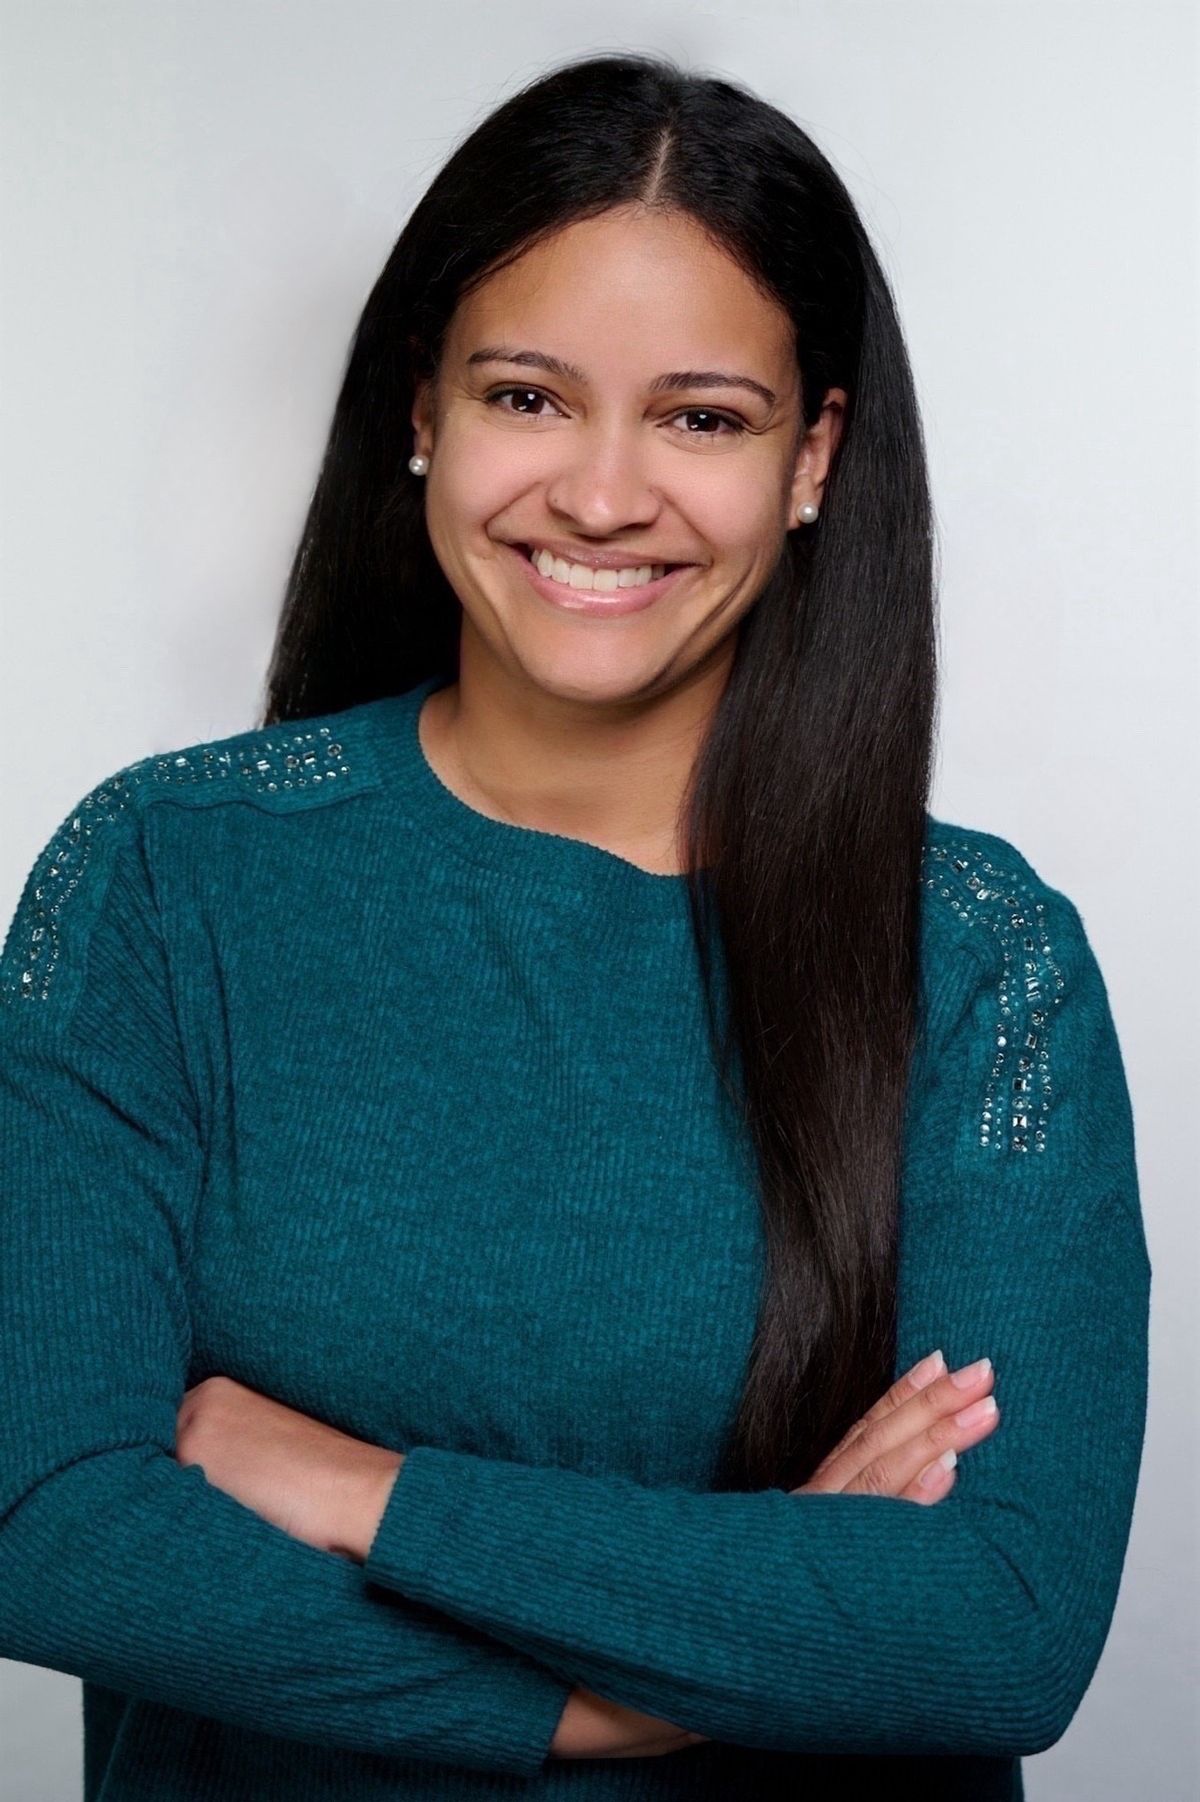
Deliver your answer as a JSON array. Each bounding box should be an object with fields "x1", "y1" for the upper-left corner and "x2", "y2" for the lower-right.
[{"x1": 466, "y1": 345, "x2": 777, "y2": 409}]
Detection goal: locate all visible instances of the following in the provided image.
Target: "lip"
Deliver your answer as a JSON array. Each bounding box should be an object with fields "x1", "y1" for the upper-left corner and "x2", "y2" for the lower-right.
[{"x1": 502, "y1": 541, "x2": 696, "y2": 616}]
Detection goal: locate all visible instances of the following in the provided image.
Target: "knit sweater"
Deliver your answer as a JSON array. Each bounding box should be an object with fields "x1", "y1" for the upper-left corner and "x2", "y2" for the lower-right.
[{"x1": 0, "y1": 672, "x2": 1150, "y2": 1802}]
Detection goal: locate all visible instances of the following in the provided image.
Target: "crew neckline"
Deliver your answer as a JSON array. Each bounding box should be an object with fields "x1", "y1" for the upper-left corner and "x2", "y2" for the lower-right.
[{"x1": 370, "y1": 675, "x2": 696, "y2": 920}]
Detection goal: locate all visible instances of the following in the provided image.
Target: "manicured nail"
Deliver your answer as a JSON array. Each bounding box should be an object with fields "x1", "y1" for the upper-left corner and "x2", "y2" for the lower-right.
[
  {"x1": 950, "y1": 1356, "x2": 992, "y2": 1389},
  {"x1": 919, "y1": 1449, "x2": 957, "y2": 1488},
  {"x1": 954, "y1": 1395, "x2": 998, "y2": 1428},
  {"x1": 908, "y1": 1349, "x2": 945, "y2": 1389}
]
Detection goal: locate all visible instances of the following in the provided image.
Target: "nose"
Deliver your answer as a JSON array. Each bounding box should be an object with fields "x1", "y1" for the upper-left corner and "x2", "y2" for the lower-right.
[{"x1": 544, "y1": 423, "x2": 662, "y2": 537}]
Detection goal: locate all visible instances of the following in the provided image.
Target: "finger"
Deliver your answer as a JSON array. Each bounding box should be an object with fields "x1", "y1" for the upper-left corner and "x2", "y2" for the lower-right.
[
  {"x1": 805, "y1": 1349, "x2": 954, "y2": 1478},
  {"x1": 846, "y1": 1390, "x2": 1001, "y2": 1500},
  {"x1": 807, "y1": 1349, "x2": 966, "y2": 1480},
  {"x1": 807, "y1": 1355, "x2": 994, "y2": 1492},
  {"x1": 901, "y1": 1448, "x2": 959, "y2": 1506},
  {"x1": 804, "y1": 1360, "x2": 998, "y2": 1495}
]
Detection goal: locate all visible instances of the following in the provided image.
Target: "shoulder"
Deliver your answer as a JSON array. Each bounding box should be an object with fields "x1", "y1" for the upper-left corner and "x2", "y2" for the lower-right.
[
  {"x1": 77, "y1": 699, "x2": 386, "y2": 822},
  {"x1": 916, "y1": 814, "x2": 1116, "y2": 1167},
  {"x1": 1, "y1": 699, "x2": 387, "y2": 1006},
  {"x1": 918, "y1": 812, "x2": 1090, "y2": 1012},
  {"x1": 920, "y1": 812, "x2": 1084, "y2": 953}
]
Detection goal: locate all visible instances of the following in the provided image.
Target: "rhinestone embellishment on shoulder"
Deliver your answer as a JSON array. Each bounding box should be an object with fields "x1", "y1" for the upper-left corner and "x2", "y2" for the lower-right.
[
  {"x1": 1, "y1": 723, "x2": 355, "y2": 1005},
  {"x1": 923, "y1": 835, "x2": 1067, "y2": 1153}
]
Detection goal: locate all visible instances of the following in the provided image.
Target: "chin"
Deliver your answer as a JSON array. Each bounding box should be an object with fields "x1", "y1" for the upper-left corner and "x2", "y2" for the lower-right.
[{"x1": 506, "y1": 648, "x2": 682, "y2": 711}]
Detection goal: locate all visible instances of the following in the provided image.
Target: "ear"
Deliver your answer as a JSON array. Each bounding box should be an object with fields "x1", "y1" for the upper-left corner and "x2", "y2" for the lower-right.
[
  {"x1": 789, "y1": 386, "x2": 848, "y2": 518},
  {"x1": 411, "y1": 376, "x2": 435, "y2": 461}
]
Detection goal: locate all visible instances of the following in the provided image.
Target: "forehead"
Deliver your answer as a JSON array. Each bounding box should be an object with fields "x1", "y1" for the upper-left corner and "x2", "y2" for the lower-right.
[{"x1": 447, "y1": 207, "x2": 795, "y2": 382}]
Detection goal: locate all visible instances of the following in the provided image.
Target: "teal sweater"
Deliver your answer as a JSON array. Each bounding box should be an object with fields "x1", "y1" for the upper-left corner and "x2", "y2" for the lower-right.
[{"x1": 0, "y1": 674, "x2": 1150, "y2": 1801}]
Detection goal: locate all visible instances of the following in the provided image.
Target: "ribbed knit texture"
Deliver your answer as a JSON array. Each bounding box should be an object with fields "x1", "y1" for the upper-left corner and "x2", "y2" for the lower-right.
[{"x1": 0, "y1": 674, "x2": 1149, "y2": 1801}]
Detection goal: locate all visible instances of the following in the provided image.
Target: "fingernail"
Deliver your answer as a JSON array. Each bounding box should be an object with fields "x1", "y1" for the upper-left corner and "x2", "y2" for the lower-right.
[
  {"x1": 919, "y1": 1449, "x2": 957, "y2": 1488},
  {"x1": 954, "y1": 1395, "x2": 998, "y2": 1428},
  {"x1": 908, "y1": 1349, "x2": 945, "y2": 1390},
  {"x1": 950, "y1": 1356, "x2": 992, "y2": 1390}
]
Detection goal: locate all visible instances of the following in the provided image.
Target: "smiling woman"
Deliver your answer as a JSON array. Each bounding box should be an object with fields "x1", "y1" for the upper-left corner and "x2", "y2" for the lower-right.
[{"x1": 0, "y1": 45, "x2": 1148, "y2": 1802}]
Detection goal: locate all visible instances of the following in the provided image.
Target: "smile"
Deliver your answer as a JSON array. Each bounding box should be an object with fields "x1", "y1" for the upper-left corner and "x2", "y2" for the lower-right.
[{"x1": 503, "y1": 542, "x2": 696, "y2": 616}]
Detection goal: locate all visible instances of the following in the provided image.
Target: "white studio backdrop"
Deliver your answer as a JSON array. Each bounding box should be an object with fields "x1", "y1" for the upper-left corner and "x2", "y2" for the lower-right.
[{"x1": 1, "y1": 2, "x2": 1196, "y2": 1798}]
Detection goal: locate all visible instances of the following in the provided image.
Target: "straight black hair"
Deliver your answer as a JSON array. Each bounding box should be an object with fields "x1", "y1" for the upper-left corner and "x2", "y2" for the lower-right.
[{"x1": 262, "y1": 50, "x2": 937, "y2": 1494}]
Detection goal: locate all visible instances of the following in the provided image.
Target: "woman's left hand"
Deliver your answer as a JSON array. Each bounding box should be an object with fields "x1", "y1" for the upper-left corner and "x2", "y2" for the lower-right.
[{"x1": 174, "y1": 1376, "x2": 404, "y2": 1561}]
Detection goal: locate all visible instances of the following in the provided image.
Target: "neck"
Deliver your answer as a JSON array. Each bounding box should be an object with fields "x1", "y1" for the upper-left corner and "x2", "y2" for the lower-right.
[{"x1": 418, "y1": 640, "x2": 729, "y2": 878}]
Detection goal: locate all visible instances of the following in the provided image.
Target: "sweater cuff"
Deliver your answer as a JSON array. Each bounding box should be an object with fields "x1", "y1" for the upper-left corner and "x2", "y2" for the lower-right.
[
  {"x1": 363, "y1": 1445, "x2": 571, "y2": 1777},
  {"x1": 364, "y1": 1444, "x2": 470, "y2": 1595}
]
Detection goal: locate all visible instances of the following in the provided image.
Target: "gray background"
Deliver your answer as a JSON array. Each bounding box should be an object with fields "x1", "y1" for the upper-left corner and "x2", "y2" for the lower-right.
[{"x1": 1, "y1": 2, "x2": 1196, "y2": 1797}]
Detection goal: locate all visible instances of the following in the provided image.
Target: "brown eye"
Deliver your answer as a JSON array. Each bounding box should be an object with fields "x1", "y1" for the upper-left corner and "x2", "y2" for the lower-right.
[
  {"x1": 674, "y1": 408, "x2": 746, "y2": 438},
  {"x1": 484, "y1": 386, "x2": 561, "y2": 417}
]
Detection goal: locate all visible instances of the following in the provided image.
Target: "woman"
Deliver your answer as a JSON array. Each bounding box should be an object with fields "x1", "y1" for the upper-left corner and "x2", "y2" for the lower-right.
[{"x1": 0, "y1": 50, "x2": 1149, "y2": 1802}]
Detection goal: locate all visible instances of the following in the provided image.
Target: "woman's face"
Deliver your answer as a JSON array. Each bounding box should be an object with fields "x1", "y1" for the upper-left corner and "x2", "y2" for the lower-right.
[{"x1": 412, "y1": 204, "x2": 844, "y2": 708}]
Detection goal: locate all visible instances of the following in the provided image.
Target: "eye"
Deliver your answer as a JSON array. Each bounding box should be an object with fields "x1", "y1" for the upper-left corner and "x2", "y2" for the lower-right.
[
  {"x1": 482, "y1": 386, "x2": 749, "y2": 441},
  {"x1": 671, "y1": 407, "x2": 748, "y2": 439},
  {"x1": 483, "y1": 386, "x2": 564, "y2": 419}
]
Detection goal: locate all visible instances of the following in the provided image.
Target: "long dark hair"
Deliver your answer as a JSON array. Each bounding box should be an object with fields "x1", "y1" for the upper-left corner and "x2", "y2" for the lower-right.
[{"x1": 262, "y1": 51, "x2": 937, "y2": 1494}]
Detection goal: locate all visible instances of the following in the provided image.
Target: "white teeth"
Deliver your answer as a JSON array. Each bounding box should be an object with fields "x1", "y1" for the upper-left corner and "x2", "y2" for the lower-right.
[{"x1": 529, "y1": 547, "x2": 668, "y2": 590}]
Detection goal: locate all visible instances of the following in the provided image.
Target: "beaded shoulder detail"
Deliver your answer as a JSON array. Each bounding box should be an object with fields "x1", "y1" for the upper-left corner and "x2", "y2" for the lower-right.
[
  {"x1": 921, "y1": 823, "x2": 1070, "y2": 1156},
  {"x1": 0, "y1": 711, "x2": 381, "y2": 1006}
]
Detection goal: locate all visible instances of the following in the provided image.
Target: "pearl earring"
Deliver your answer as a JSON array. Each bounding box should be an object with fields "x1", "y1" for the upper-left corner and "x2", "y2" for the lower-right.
[
  {"x1": 408, "y1": 453, "x2": 429, "y2": 476},
  {"x1": 797, "y1": 501, "x2": 819, "y2": 524}
]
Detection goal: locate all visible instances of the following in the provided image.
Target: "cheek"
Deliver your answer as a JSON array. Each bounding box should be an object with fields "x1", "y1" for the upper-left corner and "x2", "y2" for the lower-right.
[
  {"x1": 433, "y1": 465, "x2": 516, "y2": 535},
  {"x1": 429, "y1": 415, "x2": 531, "y2": 528},
  {"x1": 686, "y1": 483, "x2": 781, "y2": 560}
]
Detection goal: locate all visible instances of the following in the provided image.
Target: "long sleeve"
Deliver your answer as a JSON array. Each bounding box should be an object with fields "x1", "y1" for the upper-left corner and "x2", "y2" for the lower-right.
[
  {"x1": 361, "y1": 882, "x2": 1151, "y2": 1759},
  {"x1": 0, "y1": 792, "x2": 572, "y2": 1779}
]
